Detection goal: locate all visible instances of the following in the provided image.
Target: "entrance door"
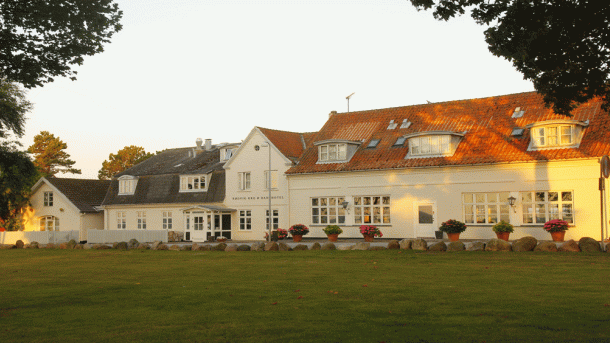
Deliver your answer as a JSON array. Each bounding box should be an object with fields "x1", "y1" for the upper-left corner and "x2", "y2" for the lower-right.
[
  {"x1": 415, "y1": 203, "x2": 436, "y2": 238},
  {"x1": 191, "y1": 214, "x2": 207, "y2": 242}
]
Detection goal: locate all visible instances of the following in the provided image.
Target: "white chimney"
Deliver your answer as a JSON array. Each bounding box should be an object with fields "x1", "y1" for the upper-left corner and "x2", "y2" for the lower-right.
[
  {"x1": 205, "y1": 138, "x2": 212, "y2": 151},
  {"x1": 195, "y1": 138, "x2": 203, "y2": 150}
]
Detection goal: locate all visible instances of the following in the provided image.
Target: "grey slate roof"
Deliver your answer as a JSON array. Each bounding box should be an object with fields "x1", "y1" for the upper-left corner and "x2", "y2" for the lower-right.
[
  {"x1": 45, "y1": 177, "x2": 111, "y2": 213},
  {"x1": 102, "y1": 145, "x2": 231, "y2": 206}
]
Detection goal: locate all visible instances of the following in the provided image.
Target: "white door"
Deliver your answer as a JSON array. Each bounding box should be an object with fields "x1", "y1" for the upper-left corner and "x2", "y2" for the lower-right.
[
  {"x1": 191, "y1": 215, "x2": 207, "y2": 242},
  {"x1": 415, "y1": 203, "x2": 436, "y2": 238}
]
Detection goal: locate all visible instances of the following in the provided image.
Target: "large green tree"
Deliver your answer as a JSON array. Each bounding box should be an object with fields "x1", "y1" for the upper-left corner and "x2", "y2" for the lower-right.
[
  {"x1": 28, "y1": 131, "x2": 81, "y2": 177},
  {"x1": 0, "y1": 77, "x2": 32, "y2": 138},
  {"x1": 0, "y1": 0, "x2": 123, "y2": 88},
  {"x1": 98, "y1": 145, "x2": 154, "y2": 180},
  {"x1": 409, "y1": 0, "x2": 610, "y2": 116}
]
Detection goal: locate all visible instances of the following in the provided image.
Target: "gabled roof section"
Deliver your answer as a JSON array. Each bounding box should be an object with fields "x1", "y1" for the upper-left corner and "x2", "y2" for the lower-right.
[
  {"x1": 257, "y1": 127, "x2": 316, "y2": 162},
  {"x1": 35, "y1": 177, "x2": 110, "y2": 213},
  {"x1": 287, "y1": 92, "x2": 610, "y2": 174},
  {"x1": 116, "y1": 146, "x2": 226, "y2": 177}
]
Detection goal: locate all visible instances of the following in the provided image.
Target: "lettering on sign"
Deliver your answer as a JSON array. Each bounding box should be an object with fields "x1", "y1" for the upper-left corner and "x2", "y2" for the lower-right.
[{"x1": 232, "y1": 196, "x2": 284, "y2": 201}]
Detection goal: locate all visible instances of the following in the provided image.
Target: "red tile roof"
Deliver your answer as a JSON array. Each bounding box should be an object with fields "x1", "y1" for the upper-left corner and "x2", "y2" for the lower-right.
[
  {"x1": 258, "y1": 127, "x2": 316, "y2": 162},
  {"x1": 287, "y1": 92, "x2": 610, "y2": 174}
]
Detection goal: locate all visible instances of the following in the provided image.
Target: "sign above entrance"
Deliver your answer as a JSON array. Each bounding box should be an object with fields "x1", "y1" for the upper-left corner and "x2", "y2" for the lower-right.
[{"x1": 232, "y1": 195, "x2": 284, "y2": 201}]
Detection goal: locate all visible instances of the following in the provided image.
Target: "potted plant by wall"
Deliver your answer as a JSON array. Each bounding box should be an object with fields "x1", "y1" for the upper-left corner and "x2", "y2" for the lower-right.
[
  {"x1": 277, "y1": 229, "x2": 288, "y2": 240},
  {"x1": 360, "y1": 225, "x2": 383, "y2": 242},
  {"x1": 289, "y1": 224, "x2": 309, "y2": 242},
  {"x1": 217, "y1": 236, "x2": 227, "y2": 243},
  {"x1": 439, "y1": 219, "x2": 467, "y2": 242},
  {"x1": 492, "y1": 220, "x2": 514, "y2": 241},
  {"x1": 544, "y1": 219, "x2": 569, "y2": 242},
  {"x1": 323, "y1": 225, "x2": 343, "y2": 242}
]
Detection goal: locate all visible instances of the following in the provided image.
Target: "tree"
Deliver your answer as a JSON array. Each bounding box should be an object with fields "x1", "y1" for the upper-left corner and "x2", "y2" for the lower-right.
[
  {"x1": 0, "y1": 77, "x2": 33, "y2": 138},
  {"x1": 98, "y1": 146, "x2": 154, "y2": 180},
  {"x1": 409, "y1": 0, "x2": 610, "y2": 116},
  {"x1": 0, "y1": 0, "x2": 123, "y2": 88},
  {"x1": 28, "y1": 131, "x2": 81, "y2": 177}
]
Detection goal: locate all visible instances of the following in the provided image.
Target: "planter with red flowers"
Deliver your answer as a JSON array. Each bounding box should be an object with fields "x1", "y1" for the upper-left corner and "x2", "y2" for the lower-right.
[
  {"x1": 359, "y1": 225, "x2": 382, "y2": 242},
  {"x1": 439, "y1": 219, "x2": 467, "y2": 242},
  {"x1": 544, "y1": 219, "x2": 569, "y2": 242},
  {"x1": 288, "y1": 224, "x2": 309, "y2": 242}
]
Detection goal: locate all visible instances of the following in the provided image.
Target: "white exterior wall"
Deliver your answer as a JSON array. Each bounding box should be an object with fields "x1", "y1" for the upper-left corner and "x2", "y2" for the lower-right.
[
  {"x1": 288, "y1": 159, "x2": 609, "y2": 241},
  {"x1": 25, "y1": 183, "x2": 81, "y2": 233},
  {"x1": 104, "y1": 204, "x2": 194, "y2": 231},
  {"x1": 224, "y1": 130, "x2": 293, "y2": 240}
]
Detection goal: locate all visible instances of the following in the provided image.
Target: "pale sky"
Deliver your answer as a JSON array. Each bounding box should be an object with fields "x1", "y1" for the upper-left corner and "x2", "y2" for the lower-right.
[{"x1": 18, "y1": 0, "x2": 534, "y2": 179}]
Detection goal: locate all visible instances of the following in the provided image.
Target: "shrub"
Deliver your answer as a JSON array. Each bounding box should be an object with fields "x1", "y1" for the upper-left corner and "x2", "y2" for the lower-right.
[
  {"x1": 492, "y1": 220, "x2": 514, "y2": 233},
  {"x1": 439, "y1": 219, "x2": 467, "y2": 233},
  {"x1": 323, "y1": 225, "x2": 343, "y2": 235}
]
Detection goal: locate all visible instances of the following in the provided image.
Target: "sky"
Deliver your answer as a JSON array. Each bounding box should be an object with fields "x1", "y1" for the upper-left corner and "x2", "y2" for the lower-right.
[{"x1": 18, "y1": 0, "x2": 534, "y2": 179}]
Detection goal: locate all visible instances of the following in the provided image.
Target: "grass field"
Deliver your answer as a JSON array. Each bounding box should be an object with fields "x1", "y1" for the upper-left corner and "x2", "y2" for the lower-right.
[{"x1": 1, "y1": 249, "x2": 610, "y2": 343}]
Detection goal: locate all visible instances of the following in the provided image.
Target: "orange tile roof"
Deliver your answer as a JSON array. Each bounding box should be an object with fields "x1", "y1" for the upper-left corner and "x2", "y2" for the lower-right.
[
  {"x1": 257, "y1": 127, "x2": 316, "y2": 162},
  {"x1": 287, "y1": 92, "x2": 610, "y2": 174}
]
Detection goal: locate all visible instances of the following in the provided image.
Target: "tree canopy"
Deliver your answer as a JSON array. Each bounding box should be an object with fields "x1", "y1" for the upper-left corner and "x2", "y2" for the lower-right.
[
  {"x1": 98, "y1": 145, "x2": 154, "y2": 180},
  {"x1": 0, "y1": 77, "x2": 32, "y2": 138},
  {"x1": 409, "y1": 0, "x2": 610, "y2": 116},
  {"x1": 0, "y1": 0, "x2": 123, "y2": 88},
  {"x1": 28, "y1": 131, "x2": 81, "y2": 177}
]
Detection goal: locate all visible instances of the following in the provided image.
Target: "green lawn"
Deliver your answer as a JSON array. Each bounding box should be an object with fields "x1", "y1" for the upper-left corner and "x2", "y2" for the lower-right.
[{"x1": 1, "y1": 249, "x2": 610, "y2": 343}]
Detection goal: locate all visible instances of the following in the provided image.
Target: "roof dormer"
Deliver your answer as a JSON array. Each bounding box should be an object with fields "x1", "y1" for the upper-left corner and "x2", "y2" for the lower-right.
[
  {"x1": 117, "y1": 175, "x2": 138, "y2": 195},
  {"x1": 525, "y1": 119, "x2": 588, "y2": 151},
  {"x1": 403, "y1": 131, "x2": 464, "y2": 159},
  {"x1": 314, "y1": 139, "x2": 361, "y2": 164}
]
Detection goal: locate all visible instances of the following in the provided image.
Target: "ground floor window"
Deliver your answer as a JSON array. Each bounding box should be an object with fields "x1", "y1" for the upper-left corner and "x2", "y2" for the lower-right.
[
  {"x1": 117, "y1": 212, "x2": 126, "y2": 229},
  {"x1": 163, "y1": 211, "x2": 172, "y2": 230},
  {"x1": 463, "y1": 192, "x2": 510, "y2": 224},
  {"x1": 522, "y1": 191, "x2": 574, "y2": 224},
  {"x1": 311, "y1": 197, "x2": 346, "y2": 224},
  {"x1": 354, "y1": 196, "x2": 390, "y2": 224},
  {"x1": 239, "y1": 210, "x2": 252, "y2": 230},
  {"x1": 266, "y1": 209, "x2": 279, "y2": 230},
  {"x1": 39, "y1": 216, "x2": 59, "y2": 231},
  {"x1": 137, "y1": 211, "x2": 146, "y2": 229}
]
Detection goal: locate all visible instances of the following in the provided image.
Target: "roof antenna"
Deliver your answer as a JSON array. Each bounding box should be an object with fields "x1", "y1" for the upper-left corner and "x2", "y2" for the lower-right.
[{"x1": 346, "y1": 92, "x2": 355, "y2": 112}]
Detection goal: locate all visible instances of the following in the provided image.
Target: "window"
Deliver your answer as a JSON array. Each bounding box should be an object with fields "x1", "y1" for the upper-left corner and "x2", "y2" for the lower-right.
[
  {"x1": 137, "y1": 211, "x2": 146, "y2": 229},
  {"x1": 354, "y1": 196, "x2": 391, "y2": 224},
  {"x1": 266, "y1": 209, "x2": 279, "y2": 230},
  {"x1": 180, "y1": 175, "x2": 207, "y2": 192},
  {"x1": 117, "y1": 212, "x2": 126, "y2": 229},
  {"x1": 163, "y1": 212, "x2": 172, "y2": 230},
  {"x1": 318, "y1": 144, "x2": 347, "y2": 162},
  {"x1": 531, "y1": 125, "x2": 575, "y2": 148},
  {"x1": 264, "y1": 170, "x2": 278, "y2": 190},
  {"x1": 394, "y1": 137, "x2": 406, "y2": 146},
  {"x1": 522, "y1": 191, "x2": 574, "y2": 224},
  {"x1": 409, "y1": 135, "x2": 451, "y2": 156},
  {"x1": 239, "y1": 210, "x2": 252, "y2": 231},
  {"x1": 118, "y1": 176, "x2": 137, "y2": 195},
  {"x1": 43, "y1": 192, "x2": 53, "y2": 207},
  {"x1": 39, "y1": 216, "x2": 59, "y2": 231},
  {"x1": 193, "y1": 216, "x2": 204, "y2": 231},
  {"x1": 463, "y1": 192, "x2": 510, "y2": 224},
  {"x1": 238, "y1": 172, "x2": 251, "y2": 190},
  {"x1": 311, "y1": 197, "x2": 346, "y2": 225},
  {"x1": 367, "y1": 139, "x2": 380, "y2": 148}
]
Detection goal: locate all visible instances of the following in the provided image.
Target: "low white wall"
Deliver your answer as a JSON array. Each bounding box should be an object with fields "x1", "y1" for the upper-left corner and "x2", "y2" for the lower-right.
[
  {"x1": 0, "y1": 231, "x2": 80, "y2": 245},
  {"x1": 87, "y1": 230, "x2": 168, "y2": 244}
]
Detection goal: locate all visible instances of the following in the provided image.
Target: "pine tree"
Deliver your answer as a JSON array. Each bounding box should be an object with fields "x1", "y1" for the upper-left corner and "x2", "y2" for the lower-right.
[{"x1": 28, "y1": 131, "x2": 81, "y2": 177}]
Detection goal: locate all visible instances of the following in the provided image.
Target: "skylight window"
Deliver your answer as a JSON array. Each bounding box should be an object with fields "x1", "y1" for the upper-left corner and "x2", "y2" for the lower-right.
[
  {"x1": 511, "y1": 128, "x2": 525, "y2": 136},
  {"x1": 400, "y1": 119, "x2": 412, "y2": 129},
  {"x1": 367, "y1": 139, "x2": 380, "y2": 148},
  {"x1": 394, "y1": 137, "x2": 406, "y2": 146},
  {"x1": 387, "y1": 120, "x2": 397, "y2": 130},
  {"x1": 512, "y1": 107, "x2": 525, "y2": 118}
]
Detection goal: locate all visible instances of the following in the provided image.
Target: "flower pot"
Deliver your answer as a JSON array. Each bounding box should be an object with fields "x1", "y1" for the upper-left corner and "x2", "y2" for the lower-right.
[
  {"x1": 292, "y1": 234, "x2": 303, "y2": 242},
  {"x1": 327, "y1": 234, "x2": 339, "y2": 242},
  {"x1": 363, "y1": 234, "x2": 374, "y2": 242},
  {"x1": 550, "y1": 231, "x2": 565, "y2": 242},
  {"x1": 435, "y1": 230, "x2": 444, "y2": 239},
  {"x1": 495, "y1": 232, "x2": 510, "y2": 241},
  {"x1": 447, "y1": 232, "x2": 460, "y2": 242},
  {"x1": 217, "y1": 238, "x2": 227, "y2": 243}
]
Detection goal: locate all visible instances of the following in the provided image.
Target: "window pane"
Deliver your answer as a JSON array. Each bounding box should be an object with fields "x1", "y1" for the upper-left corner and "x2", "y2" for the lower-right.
[
  {"x1": 476, "y1": 193, "x2": 485, "y2": 203},
  {"x1": 522, "y1": 192, "x2": 532, "y2": 202},
  {"x1": 535, "y1": 192, "x2": 545, "y2": 202},
  {"x1": 312, "y1": 198, "x2": 318, "y2": 206},
  {"x1": 354, "y1": 197, "x2": 361, "y2": 205},
  {"x1": 464, "y1": 193, "x2": 473, "y2": 203},
  {"x1": 486, "y1": 193, "x2": 497, "y2": 203},
  {"x1": 562, "y1": 192, "x2": 572, "y2": 201},
  {"x1": 418, "y1": 205, "x2": 433, "y2": 224},
  {"x1": 548, "y1": 192, "x2": 558, "y2": 202},
  {"x1": 535, "y1": 204, "x2": 546, "y2": 223}
]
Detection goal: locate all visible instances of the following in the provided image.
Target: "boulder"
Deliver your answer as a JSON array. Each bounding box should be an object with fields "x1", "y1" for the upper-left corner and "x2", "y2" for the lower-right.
[
  {"x1": 485, "y1": 239, "x2": 512, "y2": 252},
  {"x1": 191, "y1": 243, "x2": 200, "y2": 251},
  {"x1": 67, "y1": 239, "x2": 77, "y2": 249},
  {"x1": 292, "y1": 244, "x2": 309, "y2": 251},
  {"x1": 114, "y1": 242, "x2": 129, "y2": 250},
  {"x1": 387, "y1": 240, "x2": 400, "y2": 250},
  {"x1": 225, "y1": 244, "x2": 238, "y2": 252},
  {"x1": 251, "y1": 242, "x2": 266, "y2": 251},
  {"x1": 447, "y1": 241, "x2": 465, "y2": 252},
  {"x1": 411, "y1": 238, "x2": 428, "y2": 251},
  {"x1": 512, "y1": 236, "x2": 538, "y2": 252},
  {"x1": 15, "y1": 240, "x2": 24, "y2": 249},
  {"x1": 428, "y1": 241, "x2": 447, "y2": 252},
  {"x1": 83, "y1": 243, "x2": 92, "y2": 250},
  {"x1": 558, "y1": 240, "x2": 580, "y2": 252},
  {"x1": 467, "y1": 242, "x2": 485, "y2": 251},
  {"x1": 155, "y1": 244, "x2": 168, "y2": 251},
  {"x1": 534, "y1": 241, "x2": 558, "y2": 252},
  {"x1": 93, "y1": 244, "x2": 111, "y2": 250},
  {"x1": 579, "y1": 237, "x2": 602, "y2": 252},
  {"x1": 26, "y1": 241, "x2": 40, "y2": 249},
  {"x1": 180, "y1": 245, "x2": 192, "y2": 251},
  {"x1": 127, "y1": 238, "x2": 139, "y2": 249},
  {"x1": 264, "y1": 242, "x2": 279, "y2": 251},
  {"x1": 310, "y1": 242, "x2": 322, "y2": 250},
  {"x1": 337, "y1": 245, "x2": 353, "y2": 250},
  {"x1": 370, "y1": 246, "x2": 387, "y2": 251},
  {"x1": 353, "y1": 242, "x2": 370, "y2": 251},
  {"x1": 137, "y1": 243, "x2": 150, "y2": 250},
  {"x1": 213, "y1": 243, "x2": 227, "y2": 251},
  {"x1": 278, "y1": 242, "x2": 292, "y2": 251},
  {"x1": 199, "y1": 244, "x2": 212, "y2": 251},
  {"x1": 237, "y1": 245, "x2": 251, "y2": 251},
  {"x1": 1, "y1": 244, "x2": 16, "y2": 249},
  {"x1": 399, "y1": 239, "x2": 412, "y2": 250},
  {"x1": 59, "y1": 243, "x2": 69, "y2": 249},
  {"x1": 168, "y1": 245, "x2": 180, "y2": 251},
  {"x1": 151, "y1": 241, "x2": 162, "y2": 250},
  {"x1": 321, "y1": 242, "x2": 336, "y2": 250}
]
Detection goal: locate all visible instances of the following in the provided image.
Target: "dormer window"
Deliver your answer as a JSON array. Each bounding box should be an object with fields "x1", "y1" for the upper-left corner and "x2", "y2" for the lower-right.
[
  {"x1": 404, "y1": 131, "x2": 464, "y2": 159},
  {"x1": 118, "y1": 176, "x2": 137, "y2": 195},
  {"x1": 180, "y1": 175, "x2": 208, "y2": 192},
  {"x1": 526, "y1": 120, "x2": 587, "y2": 151},
  {"x1": 315, "y1": 140, "x2": 361, "y2": 163}
]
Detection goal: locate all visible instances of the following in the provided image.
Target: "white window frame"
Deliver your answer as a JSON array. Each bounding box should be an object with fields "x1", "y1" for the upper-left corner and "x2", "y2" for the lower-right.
[
  {"x1": 463, "y1": 192, "x2": 511, "y2": 225},
  {"x1": 180, "y1": 175, "x2": 208, "y2": 192},
  {"x1": 311, "y1": 197, "x2": 346, "y2": 225},
  {"x1": 409, "y1": 135, "x2": 451, "y2": 156},
  {"x1": 266, "y1": 209, "x2": 279, "y2": 230},
  {"x1": 238, "y1": 172, "x2": 251, "y2": 191},
  {"x1": 264, "y1": 170, "x2": 278, "y2": 190},
  {"x1": 118, "y1": 176, "x2": 137, "y2": 195},
  {"x1": 137, "y1": 211, "x2": 146, "y2": 230},
  {"x1": 531, "y1": 125, "x2": 575, "y2": 148},
  {"x1": 521, "y1": 190, "x2": 574, "y2": 225},
  {"x1": 353, "y1": 196, "x2": 391, "y2": 225},
  {"x1": 318, "y1": 143, "x2": 347, "y2": 162},
  {"x1": 239, "y1": 210, "x2": 252, "y2": 231},
  {"x1": 162, "y1": 211, "x2": 172, "y2": 230},
  {"x1": 43, "y1": 191, "x2": 53, "y2": 207},
  {"x1": 116, "y1": 212, "x2": 126, "y2": 229},
  {"x1": 39, "y1": 216, "x2": 59, "y2": 231}
]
